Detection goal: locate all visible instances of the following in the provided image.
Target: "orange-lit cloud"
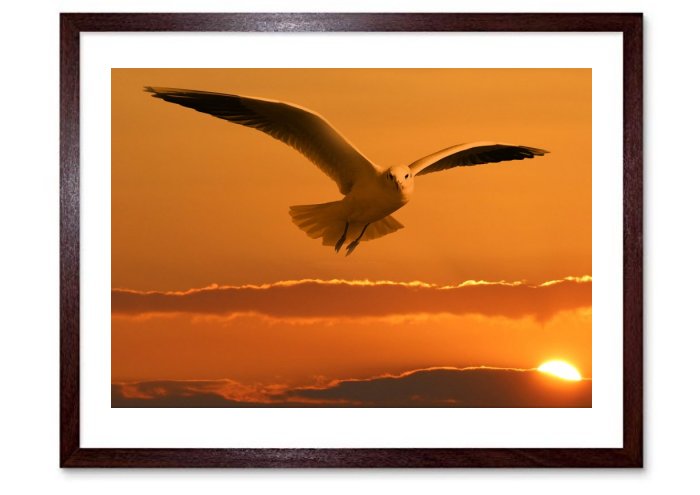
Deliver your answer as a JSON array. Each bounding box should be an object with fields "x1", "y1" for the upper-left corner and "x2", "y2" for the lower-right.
[
  {"x1": 114, "y1": 378, "x2": 283, "y2": 405},
  {"x1": 112, "y1": 366, "x2": 591, "y2": 408},
  {"x1": 112, "y1": 380, "x2": 254, "y2": 407},
  {"x1": 112, "y1": 277, "x2": 591, "y2": 321}
]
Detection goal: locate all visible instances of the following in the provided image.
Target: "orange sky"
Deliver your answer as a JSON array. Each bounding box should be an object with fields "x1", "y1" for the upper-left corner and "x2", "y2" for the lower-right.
[
  {"x1": 113, "y1": 68, "x2": 590, "y2": 290},
  {"x1": 111, "y1": 69, "x2": 591, "y2": 407}
]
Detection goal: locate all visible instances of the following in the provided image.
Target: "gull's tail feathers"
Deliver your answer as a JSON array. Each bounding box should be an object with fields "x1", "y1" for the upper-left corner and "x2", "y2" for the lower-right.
[
  {"x1": 289, "y1": 202, "x2": 404, "y2": 247},
  {"x1": 290, "y1": 201, "x2": 348, "y2": 246},
  {"x1": 363, "y1": 215, "x2": 404, "y2": 241}
]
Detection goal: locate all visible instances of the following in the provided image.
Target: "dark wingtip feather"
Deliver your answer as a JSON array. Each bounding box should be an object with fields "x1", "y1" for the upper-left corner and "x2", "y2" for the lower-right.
[
  {"x1": 144, "y1": 86, "x2": 167, "y2": 100},
  {"x1": 525, "y1": 146, "x2": 550, "y2": 155},
  {"x1": 144, "y1": 86, "x2": 185, "y2": 99}
]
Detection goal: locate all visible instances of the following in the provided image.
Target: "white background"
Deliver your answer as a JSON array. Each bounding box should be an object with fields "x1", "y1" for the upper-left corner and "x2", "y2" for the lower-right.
[
  {"x1": 0, "y1": 0, "x2": 697, "y2": 492},
  {"x1": 81, "y1": 32, "x2": 622, "y2": 449}
]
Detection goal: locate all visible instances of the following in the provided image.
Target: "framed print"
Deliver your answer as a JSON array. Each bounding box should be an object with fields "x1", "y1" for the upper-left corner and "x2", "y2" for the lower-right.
[{"x1": 60, "y1": 13, "x2": 643, "y2": 467}]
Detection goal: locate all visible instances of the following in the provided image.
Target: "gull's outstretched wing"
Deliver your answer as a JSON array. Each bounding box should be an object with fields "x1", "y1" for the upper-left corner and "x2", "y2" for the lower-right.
[
  {"x1": 409, "y1": 142, "x2": 549, "y2": 176},
  {"x1": 145, "y1": 87, "x2": 379, "y2": 194}
]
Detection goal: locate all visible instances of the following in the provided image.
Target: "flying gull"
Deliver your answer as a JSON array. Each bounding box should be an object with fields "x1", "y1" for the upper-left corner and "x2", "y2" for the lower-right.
[{"x1": 145, "y1": 87, "x2": 549, "y2": 255}]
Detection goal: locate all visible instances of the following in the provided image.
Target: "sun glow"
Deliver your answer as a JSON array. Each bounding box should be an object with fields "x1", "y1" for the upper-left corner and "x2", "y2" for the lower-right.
[{"x1": 537, "y1": 360, "x2": 582, "y2": 381}]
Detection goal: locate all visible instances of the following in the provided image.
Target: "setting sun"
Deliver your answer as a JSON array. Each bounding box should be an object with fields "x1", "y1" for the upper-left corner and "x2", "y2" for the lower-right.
[{"x1": 538, "y1": 361, "x2": 583, "y2": 381}]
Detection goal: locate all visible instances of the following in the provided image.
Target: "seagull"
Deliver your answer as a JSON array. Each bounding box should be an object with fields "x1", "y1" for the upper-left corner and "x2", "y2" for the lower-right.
[{"x1": 145, "y1": 87, "x2": 549, "y2": 255}]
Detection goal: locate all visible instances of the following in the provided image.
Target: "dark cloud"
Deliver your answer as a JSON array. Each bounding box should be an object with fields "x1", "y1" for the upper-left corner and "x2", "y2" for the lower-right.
[
  {"x1": 112, "y1": 384, "x2": 241, "y2": 408},
  {"x1": 112, "y1": 367, "x2": 591, "y2": 408},
  {"x1": 112, "y1": 380, "x2": 259, "y2": 408},
  {"x1": 112, "y1": 278, "x2": 591, "y2": 321},
  {"x1": 283, "y1": 368, "x2": 591, "y2": 407}
]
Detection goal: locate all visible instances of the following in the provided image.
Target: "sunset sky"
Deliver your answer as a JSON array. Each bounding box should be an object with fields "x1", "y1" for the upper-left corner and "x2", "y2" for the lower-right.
[{"x1": 112, "y1": 68, "x2": 592, "y2": 407}]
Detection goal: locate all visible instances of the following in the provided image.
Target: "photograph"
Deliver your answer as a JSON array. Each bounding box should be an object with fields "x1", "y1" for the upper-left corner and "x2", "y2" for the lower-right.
[{"x1": 111, "y1": 68, "x2": 593, "y2": 409}]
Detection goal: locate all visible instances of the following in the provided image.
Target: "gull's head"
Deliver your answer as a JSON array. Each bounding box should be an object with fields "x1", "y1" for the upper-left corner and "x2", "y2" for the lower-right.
[{"x1": 384, "y1": 166, "x2": 414, "y2": 196}]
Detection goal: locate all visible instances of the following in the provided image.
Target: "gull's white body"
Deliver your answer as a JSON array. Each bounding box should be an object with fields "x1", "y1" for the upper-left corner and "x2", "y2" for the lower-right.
[
  {"x1": 146, "y1": 87, "x2": 548, "y2": 255},
  {"x1": 344, "y1": 171, "x2": 412, "y2": 224},
  {"x1": 289, "y1": 165, "x2": 414, "y2": 251}
]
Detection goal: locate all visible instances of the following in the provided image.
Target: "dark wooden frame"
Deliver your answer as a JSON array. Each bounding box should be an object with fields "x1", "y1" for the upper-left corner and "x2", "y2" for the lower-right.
[{"x1": 60, "y1": 12, "x2": 643, "y2": 468}]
